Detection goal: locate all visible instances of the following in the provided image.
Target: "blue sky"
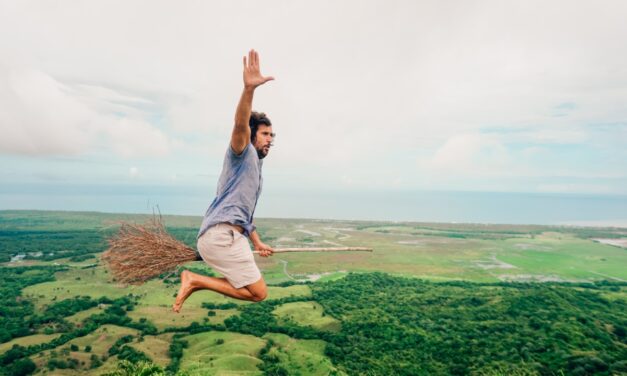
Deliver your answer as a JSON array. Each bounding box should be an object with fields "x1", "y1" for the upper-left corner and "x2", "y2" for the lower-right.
[{"x1": 1, "y1": 1, "x2": 626, "y2": 219}]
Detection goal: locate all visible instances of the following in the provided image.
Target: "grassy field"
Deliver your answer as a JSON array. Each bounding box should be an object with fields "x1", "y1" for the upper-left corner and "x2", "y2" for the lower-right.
[
  {"x1": 127, "y1": 305, "x2": 214, "y2": 331},
  {"x1": 180, "y1": 331, "x2": 266, "y2": 375},
  {"x1": 0, "y1": 334, "x2": 63, "y2": 354},
  {"x1": 262, "y1": 333, "x2": 337, "y2": 376},
  {"x1": 30, "y1": 325, "x2": 139, "y2": 375},
  {"x1": 0, "y1": 210, "x2": 200, "y2": 232},
  {"x1": 64, "y1": 306, "x2": 108, "y2": 326},
  {"x1": 129, "y1": 333, "x2": 174, "y2": 367},
  {"x1": 5, "y1": 210, "x2": 627, "y2": 284},
  {"x1": 2, "y1": 210, "x2": 627, "y2": 375},
  {"x1": 272, "y1": 301, "x2": 341, "y2": 332},
  {"x1": 253, "y1": 218, "x2": 627, "y2": 283},
  {"x1": 21, "y1": 260, "x2": 313, "y2": 319}
]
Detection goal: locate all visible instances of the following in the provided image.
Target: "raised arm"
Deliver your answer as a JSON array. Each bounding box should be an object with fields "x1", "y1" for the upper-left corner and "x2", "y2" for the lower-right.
[{"x1": 231, "y1": 49, "x2": 274, "y2": 155}]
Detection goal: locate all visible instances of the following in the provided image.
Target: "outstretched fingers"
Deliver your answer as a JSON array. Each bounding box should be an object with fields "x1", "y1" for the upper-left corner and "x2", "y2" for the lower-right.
[
  {"x1": 242, "y1": 49, "x2": 274, "y2": 87},
  {"x1": 244, "y1": 50, "x2": 259, "y2": 71}
]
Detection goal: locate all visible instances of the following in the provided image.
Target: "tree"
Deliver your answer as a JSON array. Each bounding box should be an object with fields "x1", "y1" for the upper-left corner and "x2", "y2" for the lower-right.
[
  {"x1": 102, "y1": 360, "x2": 165, "y2": 376},
  {"x1": 6, "y1": 358, "x2": 36, "y2": 376},
  {"x1": 90, "y1": 354, "x2": 103, "y2": 369}
]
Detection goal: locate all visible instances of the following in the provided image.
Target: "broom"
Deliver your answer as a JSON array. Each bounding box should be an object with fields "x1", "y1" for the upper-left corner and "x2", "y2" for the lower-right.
[{"x1": 101, "y1": 215, "x2": 372, "y2": 284}]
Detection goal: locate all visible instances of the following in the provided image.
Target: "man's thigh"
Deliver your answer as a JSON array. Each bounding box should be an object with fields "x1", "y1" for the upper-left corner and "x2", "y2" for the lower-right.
[{"x1": 198, "y1": 224, "x2": 261, "y2": 289}]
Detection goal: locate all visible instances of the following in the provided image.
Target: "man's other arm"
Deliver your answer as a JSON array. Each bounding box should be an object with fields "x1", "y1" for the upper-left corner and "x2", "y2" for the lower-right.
[{"x1": 231, "y1": 49, "x2": 274, "y2": 155}]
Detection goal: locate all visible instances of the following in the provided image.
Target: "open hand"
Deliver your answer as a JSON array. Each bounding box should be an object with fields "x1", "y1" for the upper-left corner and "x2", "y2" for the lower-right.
[
  {"x1": 243, "y1": 49, "x2": 274, "y2": 89},
  {"x1": 254, "y1": 241, "x2": 274, "y2": 257}
]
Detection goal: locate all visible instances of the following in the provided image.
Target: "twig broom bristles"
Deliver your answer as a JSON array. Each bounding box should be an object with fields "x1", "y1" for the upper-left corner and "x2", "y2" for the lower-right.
[
  {"x1": 102, "y1": 216, "x2": 198, "y2": 284},
  {"x1": 102, "y1": 216, "x2": 373, "y2": 285}
]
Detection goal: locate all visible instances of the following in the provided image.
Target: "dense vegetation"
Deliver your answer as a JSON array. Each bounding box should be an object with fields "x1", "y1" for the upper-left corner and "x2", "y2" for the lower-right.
[
  {"x1": 315, "y1": 273, "x2": 627, "y2": 375},
  {"x1": 3, "y1": 267, "x2": 627, "y2": 375},
  {"x1": 0, "y1": 230, "x2": 108, "y2": 263},
  {"x1": 189, "y1": 273, "x2": 623, "y2": 375},
  {"x1": 0, "y1": 266, "x2": 64, "y2": 342}
]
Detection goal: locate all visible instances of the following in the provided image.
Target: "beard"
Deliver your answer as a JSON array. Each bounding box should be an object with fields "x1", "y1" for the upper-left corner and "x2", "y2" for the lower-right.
[{"x1": 256, "y1": 144, "x2": 271, "y2": 159}]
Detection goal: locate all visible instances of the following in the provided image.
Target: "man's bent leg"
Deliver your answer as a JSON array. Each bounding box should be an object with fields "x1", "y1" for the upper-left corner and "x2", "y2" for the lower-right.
[
  {"x1": 195, "y1": 274, "x2": 267, "y2": 302},
  {"x1": 173, "y1": 271, "x2": 267, "y2": 312},
  {"x1": 244, "y1": 278, "x2": 267, "y2": 302}
]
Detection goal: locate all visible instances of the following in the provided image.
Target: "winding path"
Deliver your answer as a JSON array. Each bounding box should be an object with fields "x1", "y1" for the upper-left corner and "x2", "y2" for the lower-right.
[{"x1": 278, "y1": 259, "x2": 295, "y2": 280}]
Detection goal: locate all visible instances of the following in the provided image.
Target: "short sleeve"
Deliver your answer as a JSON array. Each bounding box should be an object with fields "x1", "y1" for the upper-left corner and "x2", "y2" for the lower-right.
[{"x1": 228, "y1": 143, "x2": 253, "y2": 159}]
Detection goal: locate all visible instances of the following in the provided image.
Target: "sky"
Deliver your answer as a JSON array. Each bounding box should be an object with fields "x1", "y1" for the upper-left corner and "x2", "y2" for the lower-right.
[{"x1": 1, "y1": 1, "x2": 626, "y2": 219}]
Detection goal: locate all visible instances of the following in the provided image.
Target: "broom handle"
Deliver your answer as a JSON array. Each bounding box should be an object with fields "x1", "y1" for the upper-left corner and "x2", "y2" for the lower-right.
[
  {"x1": 194, "y1": 246, "x2": 372, "y2": 260},
  {"x1": 254, "y1": 246, "x2": 373, "y2": 254}
]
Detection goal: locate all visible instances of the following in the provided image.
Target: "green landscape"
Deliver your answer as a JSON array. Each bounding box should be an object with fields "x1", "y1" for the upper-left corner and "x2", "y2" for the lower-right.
[{"x1": 1, "y1": 210, "x2": 626, "y2": 375}]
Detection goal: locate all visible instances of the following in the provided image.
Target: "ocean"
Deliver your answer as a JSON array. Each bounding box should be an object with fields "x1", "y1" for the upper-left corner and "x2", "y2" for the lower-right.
[{"x1": 1, "y1": 184, "x2": 626, "y2": 227}]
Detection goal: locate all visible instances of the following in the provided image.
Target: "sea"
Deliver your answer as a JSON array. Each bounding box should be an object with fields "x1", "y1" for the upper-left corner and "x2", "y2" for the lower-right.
[{"x1": 1, "y1": 183, "x2": 626, "y2": 227}]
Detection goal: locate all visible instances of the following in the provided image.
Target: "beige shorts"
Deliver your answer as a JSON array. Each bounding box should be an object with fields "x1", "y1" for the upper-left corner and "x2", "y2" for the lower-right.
[{"x1": 197, "y1": 223, "x2": 262, "y2": 289}]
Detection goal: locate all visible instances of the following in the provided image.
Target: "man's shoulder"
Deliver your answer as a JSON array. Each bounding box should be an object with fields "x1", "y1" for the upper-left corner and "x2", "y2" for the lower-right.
[
  {"x1": 226, "y1": 143, "x2": 257, "y2": 167},
  {"x1": 228, "y1": 142, "x2": 254, "y2": 158}
]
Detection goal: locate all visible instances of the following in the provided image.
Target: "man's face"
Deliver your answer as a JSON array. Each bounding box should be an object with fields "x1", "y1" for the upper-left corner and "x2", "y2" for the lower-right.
[{"x1": 253, "y1": 125, "x2": 274, "y2": 159}]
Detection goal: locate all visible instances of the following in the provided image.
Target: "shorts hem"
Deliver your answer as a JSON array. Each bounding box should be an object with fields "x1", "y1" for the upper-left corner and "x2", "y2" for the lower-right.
[{"x1": 229, "y1": 274, "x2": 262, "y2": 289}]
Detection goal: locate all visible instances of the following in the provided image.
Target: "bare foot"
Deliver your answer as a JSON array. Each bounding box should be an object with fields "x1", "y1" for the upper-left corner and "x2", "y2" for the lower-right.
[{"x1": 172, "y1": 270, "x2": 195, "y2": 313}]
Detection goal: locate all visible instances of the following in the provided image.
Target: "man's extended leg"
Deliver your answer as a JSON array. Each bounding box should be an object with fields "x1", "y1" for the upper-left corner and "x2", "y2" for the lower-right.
[{"x1": 172, "y1": 270, "x2": 267, "y2": 312}]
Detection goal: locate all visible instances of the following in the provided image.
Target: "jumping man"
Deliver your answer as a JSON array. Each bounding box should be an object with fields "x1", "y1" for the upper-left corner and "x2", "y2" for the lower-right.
[{"x1": 173, "y1": 49, "x2": 275, "y2": 312}]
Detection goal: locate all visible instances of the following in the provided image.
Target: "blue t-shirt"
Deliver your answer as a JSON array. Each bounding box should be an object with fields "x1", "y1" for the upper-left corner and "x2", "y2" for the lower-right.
[{"x1": 197, "y1": 143, "x2": 263, "y2": 238}]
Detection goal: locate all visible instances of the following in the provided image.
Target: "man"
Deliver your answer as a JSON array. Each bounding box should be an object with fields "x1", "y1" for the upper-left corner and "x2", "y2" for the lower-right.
[{"x1": 173, "y1": 49, "x2": 275, "y2": 312}]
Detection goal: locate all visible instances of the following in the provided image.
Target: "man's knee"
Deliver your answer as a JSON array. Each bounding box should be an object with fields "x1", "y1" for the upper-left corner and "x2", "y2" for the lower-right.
[
  {"x1": 253, "y1": 285, "x2": 268, "y2": 302},
  {"x1": 251, "y1": 289, "x2": 267, "y2": 302},
  {"x1": 246, "y1": 278, "x2": 267, "y2": 302}
]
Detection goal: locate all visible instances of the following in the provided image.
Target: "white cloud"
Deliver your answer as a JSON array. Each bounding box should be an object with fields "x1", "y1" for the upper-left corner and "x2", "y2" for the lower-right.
[
  {"x1": 422, "y1": 133, "x2": 510, "y2": 177},
  {"x1": 103, "y1": 117, "x2": 171, "y2": 158},
  {"x1": 0, "y1": 1, "x2": 626, "y2": 194},
  {"x1": 0, "y1": 68, "x2": 93, "y2": 155},
  {"x1": 0, "y1": 66, "x2": 175, "y2": 158}
]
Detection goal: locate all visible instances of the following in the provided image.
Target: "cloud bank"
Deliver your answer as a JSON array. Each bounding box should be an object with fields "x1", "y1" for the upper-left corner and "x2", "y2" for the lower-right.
[{"x1": 0, "y1": 0, "x2": 626, "y2": 194}]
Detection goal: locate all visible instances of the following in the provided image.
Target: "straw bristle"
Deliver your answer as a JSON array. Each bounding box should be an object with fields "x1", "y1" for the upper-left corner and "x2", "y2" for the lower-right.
[{"x1": 101, "y1": 216, "x2": 197, "y2": 284}]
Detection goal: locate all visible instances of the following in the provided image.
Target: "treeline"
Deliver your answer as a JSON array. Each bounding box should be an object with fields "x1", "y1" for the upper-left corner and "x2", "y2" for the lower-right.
[
  {"x1": 313, "y1": 273, "x2": 627, "y2": 376},
  {"x1": 0, "y1": 219, "x2": 204, "y2": 264},
  {"x1": 358, "y1": 222, "x2": 627, "y2": 241},
  {"x1": 0, "y1": 229, "x2": 109, "y2": 263},
  {"x1": 163, "y1": 227, "x2": 198, "y2": 250},
  {"x1": 29, "y1": 296, "x2": 98, "y2": 329},
  {"x1": 0, "y1": 266, "x2": 64, "y2": 342},
  {"x1": 223, "y1": 295, "x2": 318, "y2": 339}
]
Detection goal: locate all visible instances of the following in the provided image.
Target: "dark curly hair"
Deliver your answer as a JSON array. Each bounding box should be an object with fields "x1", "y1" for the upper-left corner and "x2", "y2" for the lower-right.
[{"x1": 249, "y1": 111, "x2": 272, "y2": 143}]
